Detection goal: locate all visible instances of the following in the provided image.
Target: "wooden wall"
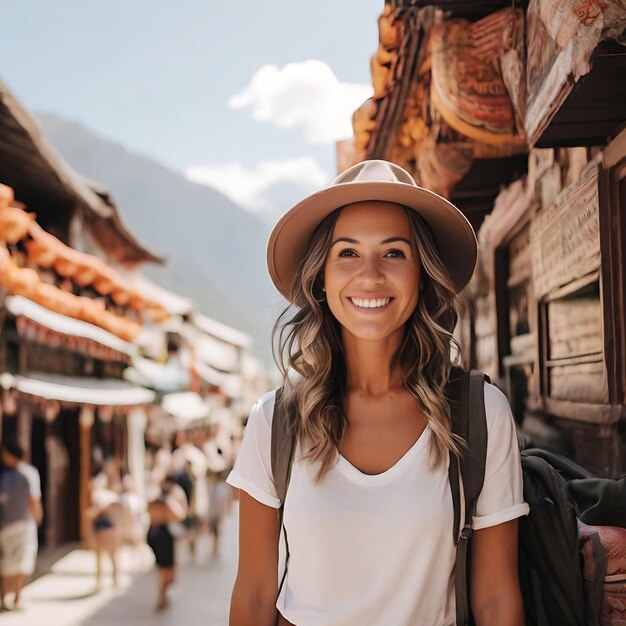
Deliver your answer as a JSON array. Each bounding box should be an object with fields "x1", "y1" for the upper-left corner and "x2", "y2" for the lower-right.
[{"x1": 466, "y1": 130, "x2": 626, "y2": 477}]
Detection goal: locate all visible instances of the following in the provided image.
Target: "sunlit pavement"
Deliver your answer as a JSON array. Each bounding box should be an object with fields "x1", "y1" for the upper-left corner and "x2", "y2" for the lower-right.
[{"x1": 1, "y1": 505, "x2": 239, "y2": 625}]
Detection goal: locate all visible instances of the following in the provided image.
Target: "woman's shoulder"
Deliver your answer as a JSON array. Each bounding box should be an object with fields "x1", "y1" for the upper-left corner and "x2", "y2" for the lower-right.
[
  {"x1": 482, "y1": 380, "x2": 517, "y2": 440},
  {"x1": 483, "y1": 380, "x2": 510, "y2": 413},
  {"x1": 247, "y1": 388, "x2": 280, "y2": 428}
]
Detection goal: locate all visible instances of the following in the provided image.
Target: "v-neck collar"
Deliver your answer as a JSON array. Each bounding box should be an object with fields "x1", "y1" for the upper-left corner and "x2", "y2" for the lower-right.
[{"x1": 334, "y1": 425, "x2": 431, "y2": 485}]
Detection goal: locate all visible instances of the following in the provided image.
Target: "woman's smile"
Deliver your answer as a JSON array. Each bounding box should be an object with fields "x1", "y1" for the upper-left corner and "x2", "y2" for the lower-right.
[{"x1": 348, "y1": 296, "x2": 393, "y2": 311}]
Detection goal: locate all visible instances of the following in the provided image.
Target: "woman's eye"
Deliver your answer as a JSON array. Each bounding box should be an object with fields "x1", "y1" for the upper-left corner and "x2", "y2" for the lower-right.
[
  {"x1": 338, "y1": 249, "x2": 357, "y2": 258},
  {"x1": 385, "y1": 248, "x2": 406, "y2": 258}
]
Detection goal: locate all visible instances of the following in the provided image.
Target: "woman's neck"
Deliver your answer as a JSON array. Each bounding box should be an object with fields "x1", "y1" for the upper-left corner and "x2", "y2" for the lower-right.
[{"x1": 342, "y1": 329, "x2": 405, "y2": 396}]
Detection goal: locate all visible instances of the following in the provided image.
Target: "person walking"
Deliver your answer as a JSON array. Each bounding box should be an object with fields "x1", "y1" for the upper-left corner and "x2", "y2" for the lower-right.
[
  {"x1": 227, "y1": 160, "x2": 530, "y2": 625},
  {"x1": 146, "y1": 475, "x2": 187, "y2": 611},
  {"x1": 87, "y1": 470, "x2": 122, "y2": 592},
  {"x1": 119, "y1": 474, "x2": 145, "y2": 570},
  {"x1": 207, "y1": 468, "x2": 230, "y2": 558},
  {"x1": 0, "y1": 441, "x2": 42, "y2": 611}
]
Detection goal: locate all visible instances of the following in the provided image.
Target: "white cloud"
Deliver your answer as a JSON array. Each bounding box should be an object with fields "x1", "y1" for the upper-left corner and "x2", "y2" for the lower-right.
[
  {"x1": 229, "y1": 60, "x2": 372, "y2": 144},
  {"x1": 186, "y1": 157, "x2": 331, "y2": 214}
]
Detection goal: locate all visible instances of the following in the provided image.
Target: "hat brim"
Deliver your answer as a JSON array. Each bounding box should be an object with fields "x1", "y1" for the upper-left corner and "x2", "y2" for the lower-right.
[{"x1": 267, "y1": 180, "x2": 477, "y2": 300}]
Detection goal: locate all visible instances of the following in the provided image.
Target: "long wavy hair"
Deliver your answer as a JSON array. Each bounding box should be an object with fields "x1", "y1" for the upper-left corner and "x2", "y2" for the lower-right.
[{"x1": 272, "y1": 201, "x2": 465, "y2": 482}]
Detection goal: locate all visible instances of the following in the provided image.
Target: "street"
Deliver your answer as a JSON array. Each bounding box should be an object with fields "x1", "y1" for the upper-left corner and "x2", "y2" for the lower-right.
[{"x1": 1, "y1": 506, "x2": 239, "y2": 625}]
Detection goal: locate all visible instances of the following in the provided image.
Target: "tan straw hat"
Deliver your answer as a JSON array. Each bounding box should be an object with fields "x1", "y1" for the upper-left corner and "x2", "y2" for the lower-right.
[{"x1": 267, "y1": 159, "x2": 477, "y2": 300}]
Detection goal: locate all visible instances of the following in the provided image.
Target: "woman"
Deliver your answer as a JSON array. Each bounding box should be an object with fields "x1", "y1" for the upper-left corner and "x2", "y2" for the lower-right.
[
  {"x1": 207, "y1": 468, "x2": 231, "y2": 558},
  {"x1": 227, "y1": 160, "x2": 529, "y2": 625},
  {"x1": 87, "y1": 471, "x2": 121, "y2": 592},
  {"x1": 147, "y1": 475, "x2": 187, "y2": 611},
  {"x1": 119, "y1": 473, "x2": 145, "y2": 571}
]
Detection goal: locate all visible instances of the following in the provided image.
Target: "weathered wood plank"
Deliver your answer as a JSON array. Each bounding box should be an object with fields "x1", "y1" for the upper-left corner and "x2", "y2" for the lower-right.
[
  {"x1": 547, "y1": 295, "x2": 603, "y2": 359},
  {"x1": 548, "y1": 360, "x2": 607, "y2": 404},
  {"x1": 531, "y1": 166, "x2": 600, "y2": 298},
  {"x1": 545, "y1": 397, "x2": 621, "y2": 424},
  {"x1": 554, "y1": 417, "x2": 624, "y2": 477}
]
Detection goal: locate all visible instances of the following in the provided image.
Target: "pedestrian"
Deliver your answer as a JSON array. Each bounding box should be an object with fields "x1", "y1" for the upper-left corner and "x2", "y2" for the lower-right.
[
  {"x1": 171, "y1": 445, "x2": 206, "y2": 562},
  {"x1": 0, "y1": 440, "x2": 42, "y2": 611},
  {"x1": 207, "y1": 472, "x2": 227, "y2": 558},
  {"x1": 87, "y1": 470, "x2": 121, "y2": 592},
  {"x1": 119, "y1": 473, "x2": 145, "y2": 570},
  {"x1": 206, "y1": 442, "x2": 229, "y2": 558},
  {"x1": 146, "y1": 475, "x2": 187, "y2": 611},
  {"x1": 227, "y1": 160, "x2": 530, "y2": 625}
]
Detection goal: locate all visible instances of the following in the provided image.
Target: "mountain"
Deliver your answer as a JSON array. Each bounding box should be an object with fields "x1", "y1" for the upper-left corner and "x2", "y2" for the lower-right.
[{"x1": 36, "y1": 112, "x2": 285, "y2": 363}]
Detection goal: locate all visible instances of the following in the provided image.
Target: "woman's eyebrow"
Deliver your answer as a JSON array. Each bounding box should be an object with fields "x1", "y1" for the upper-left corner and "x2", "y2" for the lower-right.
[
  {"x1": 381, "y1": 237, "x2": 412, "y2": 245},
  {"x1": 330, "y1": 236, "x2": 412, "y2": 246},
  {"x1": 331, "y1": 237, "x2": 358, "y2": 246}
]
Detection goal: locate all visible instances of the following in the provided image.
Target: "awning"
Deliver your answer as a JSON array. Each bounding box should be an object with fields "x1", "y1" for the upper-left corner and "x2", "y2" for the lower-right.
[
  {"x1": 186, "y1": 326, "x2": 240, "y2": 373},
  {"x1": 191, "y1": 312, "x2": 252, "y2": 349},
  {"x1": 124, "y1": 356, "x2": 190, "y2": 393},
  {"x1": 161, "y1": 391, "x2": 210, "y2": 424},
  {"x1": 194, "y1": 361, "x2": 242, "y2": 398},
  {"x1": 5, "y1": 295, "x2": 137, "y2": 357},
  {"x1": 126, "y1": 273, "x2": 194, "y2": 317},
  {"x1": 0, "y1": 372, "x2": 155, "y2": 406}
]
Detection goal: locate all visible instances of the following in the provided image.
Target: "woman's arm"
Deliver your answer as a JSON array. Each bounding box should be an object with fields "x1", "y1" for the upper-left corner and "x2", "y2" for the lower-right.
[
  {"x1": 470, "y1": 519, "x2": 525, "y2": 626},
  {"x1": 230, "y1": 490, "x2": 280, "y2": 626}
]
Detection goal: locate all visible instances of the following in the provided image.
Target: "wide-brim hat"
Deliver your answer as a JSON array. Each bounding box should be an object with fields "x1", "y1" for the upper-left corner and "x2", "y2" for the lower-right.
[{"x1": 267, "y1": 159, "x2": 477, "y2": 301}]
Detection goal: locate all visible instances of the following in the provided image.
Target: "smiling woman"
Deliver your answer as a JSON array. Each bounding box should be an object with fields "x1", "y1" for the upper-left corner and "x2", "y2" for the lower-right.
[{"x1": 227, "y1": 160, "x2": 529, "y2": 626}]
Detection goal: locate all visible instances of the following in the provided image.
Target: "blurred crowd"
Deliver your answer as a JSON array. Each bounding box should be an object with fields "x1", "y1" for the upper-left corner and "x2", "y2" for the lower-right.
[
  {"x1": 0, "y1": 420, "x2": 237, "y2": 613},
  {"x1": 87, "y1": 428, "x2": 234, "y2": 611}
]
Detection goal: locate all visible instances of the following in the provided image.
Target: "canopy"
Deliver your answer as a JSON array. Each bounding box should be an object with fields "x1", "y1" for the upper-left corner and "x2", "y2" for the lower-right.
[
  {"x1": 5, "y1": 295, "x2": 137, "y2": 357},
  {"x1": 0, "y1": 372, "x2": 155, "y2": 406},
  {"x1": 161, "y1": 391, "x2": 210, "y2": 424}
]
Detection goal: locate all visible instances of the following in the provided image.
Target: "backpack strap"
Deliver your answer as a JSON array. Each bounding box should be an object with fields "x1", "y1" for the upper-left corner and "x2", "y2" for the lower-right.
[
  {"x1": 448, "y1": 369, "x2": 489, "y2": 626},
  {"x1": 271, "y1": 386, "x2": 296, "y2": 505},
  {"x1": 270, "y1": 386, "x2": 297, "y2": 597}
]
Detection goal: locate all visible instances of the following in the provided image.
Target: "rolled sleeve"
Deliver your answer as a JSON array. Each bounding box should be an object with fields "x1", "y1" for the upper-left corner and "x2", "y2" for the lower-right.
[
  {"x1": 472, "y1": 383, "x2": 530, "y2": 530},
  {"x1": 226, "y1": 390, "x2": 282, "y2": 508},
  {"x1": 227, "y1": 469, "x2": 281, "y2": 509}
]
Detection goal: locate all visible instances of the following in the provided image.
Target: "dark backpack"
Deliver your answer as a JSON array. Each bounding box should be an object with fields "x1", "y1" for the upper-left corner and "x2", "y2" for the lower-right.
[
  {"x1": 519, "y1": 449, "x2": 626, "y2": 626},
  {"x1": 270, "y1": 366, "x2": 490, "y2": 626}
]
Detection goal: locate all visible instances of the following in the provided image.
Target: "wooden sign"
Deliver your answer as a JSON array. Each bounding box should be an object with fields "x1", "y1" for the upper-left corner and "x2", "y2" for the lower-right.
[{"x1": 531, "y1": 166, "x2": 600, "y2": 298}]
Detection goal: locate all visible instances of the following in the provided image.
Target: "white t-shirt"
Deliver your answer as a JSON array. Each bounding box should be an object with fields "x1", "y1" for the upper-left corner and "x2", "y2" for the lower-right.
[{"x1": 227, "y1": 383, "x2": 529, "y2": 626}]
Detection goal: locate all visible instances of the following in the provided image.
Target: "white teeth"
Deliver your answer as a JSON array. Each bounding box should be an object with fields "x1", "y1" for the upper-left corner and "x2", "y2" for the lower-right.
[{"x1": 350, "y1": 297, "x2": 390, "y2": 309}]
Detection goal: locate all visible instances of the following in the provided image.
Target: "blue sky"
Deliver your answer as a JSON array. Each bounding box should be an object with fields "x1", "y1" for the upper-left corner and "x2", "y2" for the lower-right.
[{"x1": 1, "y1": 0, "x2": 380, "y2": 221}]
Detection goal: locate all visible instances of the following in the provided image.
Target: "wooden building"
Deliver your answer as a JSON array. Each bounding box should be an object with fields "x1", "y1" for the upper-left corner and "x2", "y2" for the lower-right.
[
  {"x1": 0, "y1": 184, "x2": 162, "y2": 547},
  {"x1": 341, "y1": 0, "x2": 626, "y2": 477},
  {"x1": 0, "y1": 81, "x2": 168, "y2": 547}
]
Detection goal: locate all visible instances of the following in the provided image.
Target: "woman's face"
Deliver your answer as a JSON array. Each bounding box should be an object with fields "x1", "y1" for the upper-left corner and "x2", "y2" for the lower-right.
[{"x1": 323, "y1": 201, "x2": 421, "y2": 343}]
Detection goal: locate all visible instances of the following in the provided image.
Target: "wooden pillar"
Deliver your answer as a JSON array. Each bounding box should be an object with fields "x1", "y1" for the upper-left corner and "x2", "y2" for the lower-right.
[
  {"x1": 79, "y1": 406, "x2": 94, "y2": 546},
  {"x1": 127, "y1": 407, "x2": 147, "y2": 507}
]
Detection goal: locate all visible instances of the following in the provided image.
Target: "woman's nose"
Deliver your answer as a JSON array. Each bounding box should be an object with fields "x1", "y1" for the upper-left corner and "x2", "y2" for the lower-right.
[{"x1": 357, "y1": 257, "x2": 385, "y2": 285}]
